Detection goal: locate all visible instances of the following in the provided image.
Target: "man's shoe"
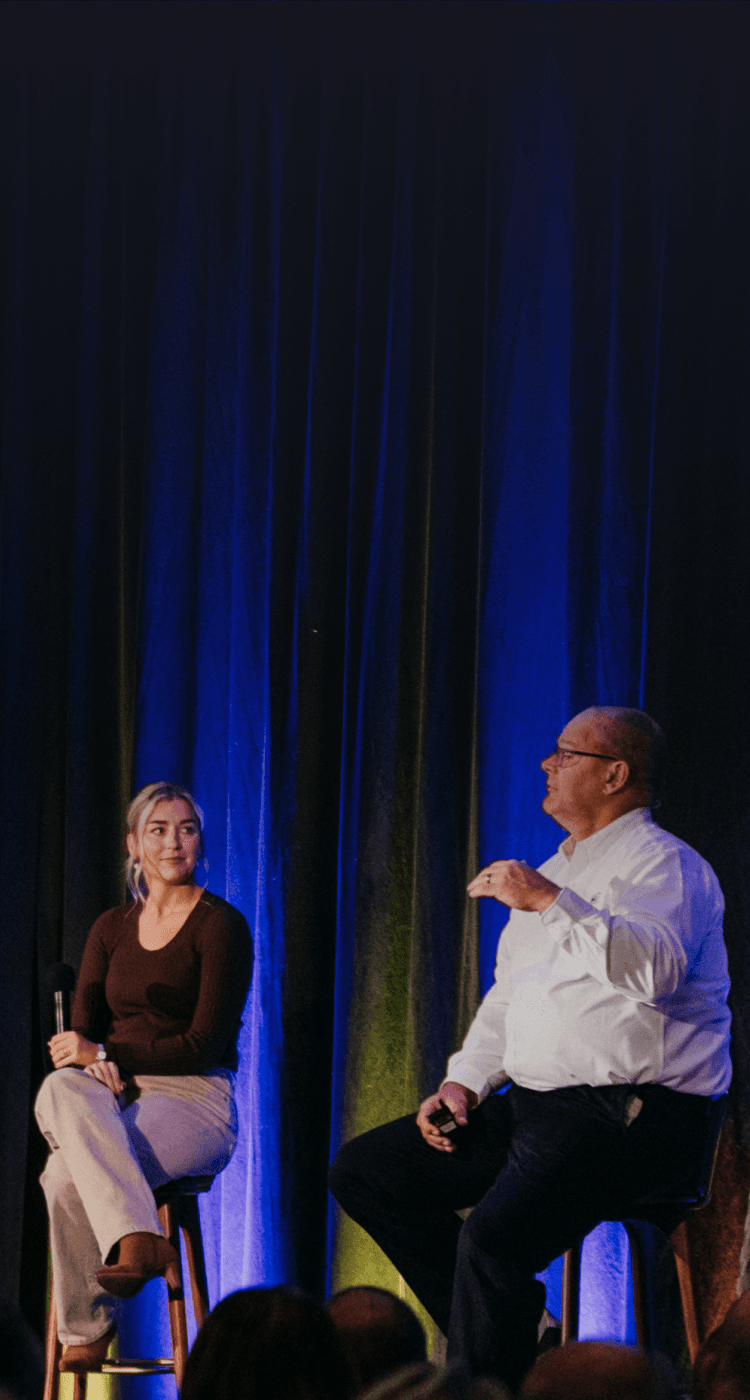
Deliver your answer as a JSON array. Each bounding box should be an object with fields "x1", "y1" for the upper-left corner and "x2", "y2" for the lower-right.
[
  {"x1": 59, "y1": 1321, "x2": 117, "y2": 1372},
  {"x1": 95, "y1": 1231, "x2": 180, "y2": 1299}
]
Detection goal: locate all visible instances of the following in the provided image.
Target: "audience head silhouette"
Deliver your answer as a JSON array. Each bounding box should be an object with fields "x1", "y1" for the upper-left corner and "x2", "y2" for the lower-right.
[
  {"x1": 521, "y1": 1342, "x2": 677, "y2": 1400},
  {"x1": 327, "y1": 1286, "x2": 428, "y2": 1392},
  {"x1": 0, "y1": 1299, "x2": 44, "y2": 1400},
  {"x1": 693, "y1": 1292, "x2": 750, "y2": 1400},
  {"x1": 180, "y1": 1286, "x2": 352, "y2": 1400}
]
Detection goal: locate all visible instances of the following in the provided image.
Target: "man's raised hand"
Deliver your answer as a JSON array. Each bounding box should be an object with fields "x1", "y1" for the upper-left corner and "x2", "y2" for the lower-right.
[{"x1": 467, "y1": 860, "x2": 560, "y2": 913}]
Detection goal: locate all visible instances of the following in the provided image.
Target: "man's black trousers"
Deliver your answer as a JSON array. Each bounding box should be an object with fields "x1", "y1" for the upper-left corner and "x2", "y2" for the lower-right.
[{"x1": 329, "y1": 1082, "x2": 715, "y2": 1388}]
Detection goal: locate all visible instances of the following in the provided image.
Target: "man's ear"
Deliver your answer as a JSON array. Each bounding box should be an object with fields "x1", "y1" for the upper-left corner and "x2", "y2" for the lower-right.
[{"x1": 605, "y1": 760, "x2": 631, "y2": 795}]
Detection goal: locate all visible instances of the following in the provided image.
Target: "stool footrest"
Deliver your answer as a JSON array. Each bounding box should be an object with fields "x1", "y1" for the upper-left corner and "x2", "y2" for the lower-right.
[{"x1": 102, "y1": 1360, "x2": 175, "y2": 1374}]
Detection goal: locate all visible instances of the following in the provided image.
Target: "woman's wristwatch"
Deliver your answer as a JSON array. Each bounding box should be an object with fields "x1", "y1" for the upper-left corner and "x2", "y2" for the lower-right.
[{"x1": 95, "y1": 1045, "x2": 107, "y2": 1062}]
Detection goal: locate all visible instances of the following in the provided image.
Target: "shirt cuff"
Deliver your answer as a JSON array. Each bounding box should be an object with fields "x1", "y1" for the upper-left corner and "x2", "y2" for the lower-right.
[
  {"x1": 441, "y1": 1065, "x2": 509, "y2": 1104},
  {"x1": 540, "y1": 886, "x2": 594, "y2": 938}
]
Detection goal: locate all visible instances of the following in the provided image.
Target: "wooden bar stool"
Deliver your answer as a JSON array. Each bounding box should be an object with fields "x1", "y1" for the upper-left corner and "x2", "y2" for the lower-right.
[
  {"x1": 560, "y1": 1096, "x2": 726, "y2": 1360},
  {"x1": 43, "y1": 1174, "x2": 215, "y2": 1400}
]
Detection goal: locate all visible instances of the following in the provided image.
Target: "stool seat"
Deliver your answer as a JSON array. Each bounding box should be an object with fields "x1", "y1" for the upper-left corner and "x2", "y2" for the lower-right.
[
  {"x1": 153, "y1": 1174, "x2": 215, "y2": 1203},
  {"x1": 43, "y1": 1174, "x2": 215, "y2": 1400}
]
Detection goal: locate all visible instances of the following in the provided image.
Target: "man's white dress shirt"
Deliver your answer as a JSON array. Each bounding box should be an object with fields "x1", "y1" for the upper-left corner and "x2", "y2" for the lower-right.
[{"x1": 446, "y1": 809, "x2": 731, "y2": 1100}]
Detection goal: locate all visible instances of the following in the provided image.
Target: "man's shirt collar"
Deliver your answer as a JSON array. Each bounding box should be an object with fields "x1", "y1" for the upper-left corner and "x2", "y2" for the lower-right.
[{"x1": 558, "y1": 806, "x2": 652, "y2": 865}]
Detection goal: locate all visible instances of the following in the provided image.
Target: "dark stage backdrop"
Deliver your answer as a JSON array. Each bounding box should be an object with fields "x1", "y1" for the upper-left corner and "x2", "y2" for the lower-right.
[{"x1": 2, "y1": 0, "x2": 750, "y2": 1380}]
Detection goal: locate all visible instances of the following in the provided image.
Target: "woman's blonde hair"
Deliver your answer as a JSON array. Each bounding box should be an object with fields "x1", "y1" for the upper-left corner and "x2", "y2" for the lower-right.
[{"x1": 125, "y1": 782, "x2": 205, "y2": 902}]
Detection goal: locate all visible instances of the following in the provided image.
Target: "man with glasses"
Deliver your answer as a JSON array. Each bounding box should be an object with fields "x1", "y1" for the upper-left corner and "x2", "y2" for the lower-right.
[{"x1": 330, "y1": 707, "x2": 731, "y2": 1388}]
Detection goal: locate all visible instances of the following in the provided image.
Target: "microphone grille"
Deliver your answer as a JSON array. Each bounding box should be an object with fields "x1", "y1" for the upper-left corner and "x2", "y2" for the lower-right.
[{"x1": 50, "y1": 963, "x2": 76, "y2": 993}]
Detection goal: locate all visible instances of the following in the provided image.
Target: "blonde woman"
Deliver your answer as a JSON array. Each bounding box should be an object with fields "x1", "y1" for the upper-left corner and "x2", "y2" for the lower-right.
[{"x1": 36, "y1": 782, "x2": 253, "y2": 1372}]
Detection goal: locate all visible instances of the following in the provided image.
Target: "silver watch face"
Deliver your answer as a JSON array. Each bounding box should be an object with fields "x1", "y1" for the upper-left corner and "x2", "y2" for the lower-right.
[{"x1": 96, "y1": 1047, "x2": 107, "y2": 1061}]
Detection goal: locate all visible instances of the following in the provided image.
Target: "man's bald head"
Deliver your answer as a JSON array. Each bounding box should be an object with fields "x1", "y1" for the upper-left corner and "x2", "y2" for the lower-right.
[
  {"x1": 576, "y1": 708, "x2": 667, "y2": 807},
  {"x1": 542, "y1": 707, "x2": 667, "y2": 840}
]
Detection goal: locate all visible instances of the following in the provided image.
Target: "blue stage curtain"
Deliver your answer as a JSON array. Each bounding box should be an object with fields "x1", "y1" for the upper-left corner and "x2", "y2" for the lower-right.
[{"x1": 2, "y1": 2, "x2": 750, "y2": 1378}]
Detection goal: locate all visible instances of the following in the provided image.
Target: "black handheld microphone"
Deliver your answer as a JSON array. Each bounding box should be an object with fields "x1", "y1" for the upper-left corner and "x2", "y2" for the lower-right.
[{"x1": 51, "y1": 963, "x2": 76, "y2": 1034}]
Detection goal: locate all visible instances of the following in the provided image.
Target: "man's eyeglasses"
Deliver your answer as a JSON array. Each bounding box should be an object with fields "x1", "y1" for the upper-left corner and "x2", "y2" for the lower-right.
[{"x1": 548, "y1": 747, "x2": 620, "y2": 767}]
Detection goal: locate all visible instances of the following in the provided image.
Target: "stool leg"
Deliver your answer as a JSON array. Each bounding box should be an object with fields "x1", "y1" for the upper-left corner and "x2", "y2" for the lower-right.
[
  {"x1": 624, "y1": 1224, "x2": 651, "y2": 1352},
  {"x1": 561, "y1": 1246, "x2": 581, "y2": 1344},
  {"x1": 43, "y1": 1275, "x2": 62, "y2": 1400},
  {"x1": 158, "y1": 1199, "x2": 189, "y2": 1387},
  {"x1": 670, "y1": 1221, "x2": 701, "y2": 1363},
  {"x1": 178, "y1": 1195, "x2": 211, "y2": 1328}
]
